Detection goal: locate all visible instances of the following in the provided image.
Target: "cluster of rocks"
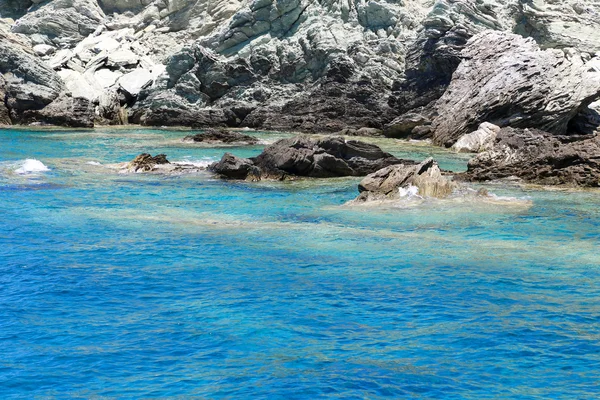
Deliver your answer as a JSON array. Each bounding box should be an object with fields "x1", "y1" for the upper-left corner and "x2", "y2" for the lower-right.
[
  {"x1": 459, "y1": 127, "x2": 600, "y2": 187},
  {"x1": 210, "y1": 136, "x2": 409, "y2": 180},
  {"x1": 3, "y1": 1, "x2": 600, "y2": 188}
]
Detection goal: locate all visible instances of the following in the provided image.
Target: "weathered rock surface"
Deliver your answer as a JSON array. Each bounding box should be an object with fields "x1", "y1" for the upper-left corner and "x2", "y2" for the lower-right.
[
  {"x1": 0, "y1": 74, "x2": 11, "y2": 125},
  {"x1": 21, "y1": 93, "x2": 95, "y2": 127},
  {"x1": 460, "y1": 127, "x2": 600, "y2": 187},
  {"x1": 182, "y1": 129, "x2": 259, "y2": 144},
  {"x1": 0, "y1": 25, "x2": 63, "y2": 114},
  {"x1": 126, "y1": 153, "x2": 170, "y2": 172},
  {"x1": 210, "y1": 135, "x2": 408, "y2": 180},
  {"x1": 353, "y1": 158, "x2": 457, "y2": 202},
  {"x1": 452, "y1": 122, "x2": 501, "y2": 153},
  {"x1": 118, "y1": 152, "x2": 207, "y2": 174},
  {"x1": 432, "y1": 31, "x2": 600, "y2": 146},
  {"x1": 3, "y1": 0, "x2": 600, "y2": 136},
  {"x1": 12, "y1": 0, "x2": 106, "y2": 46},
  {"x1": 210, "y1": 152, "x2": 259, "y2": 179}
]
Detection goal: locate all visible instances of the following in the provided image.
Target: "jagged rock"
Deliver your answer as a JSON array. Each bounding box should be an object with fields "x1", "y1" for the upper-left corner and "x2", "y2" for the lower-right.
[
  {"x1": 0, "y1": 74, "x2": 10, "y2": 125},
  {"x1": 460, "y1": 127, "x2": 600, "y2": 187},
  {"x1": 516, "y1": 0, "x2": 600, "y2": 53},
  {"x1": 106, "y1": 48, "x2": 139, "y2": 68},
  {"x1": 335, "y1": 127, "x2": 383, "y2": 137},
  {"x1": 20, "y1": 93, "x2": 95, "y2": 128},
  {"x1": 390, "y1": 0, "x2": 510, "y2": 114},
  {"x1": 354, "y1": 158, "x2": 457, "y2": 202},
  {"x1": 96, "y1": 90, "x2": 125, "y2": 125},
  {"x1": 95, "y1": 68, "x2": 123, "y2": 88},
  {"x1": 0, "y1": 25, "x2": 65, "y2": 120},
  {"x1": 182, "y1": 129, "x2": 259, "y2": 144},
  {"x1": 452, "y1": 122, "x2": 501, "y2": 153},
  {"x1": 210, "y1": 135, "x2": 408, "y2": 180},
  {"x1": 127, "y1": 153, "x2": 170, "y2": 172},
  {"x1": 12, "y1": 0, "x2": 106, "y2": 46},
  {"x1": 254, "y1": 136, "x2": 406, "y2": 178},
  {"x1": 432, "y1": 31, "x2": 600, "y2": 146},
  {"x1": 210, "y1": 152, "x2": 258, "y2": 179}
]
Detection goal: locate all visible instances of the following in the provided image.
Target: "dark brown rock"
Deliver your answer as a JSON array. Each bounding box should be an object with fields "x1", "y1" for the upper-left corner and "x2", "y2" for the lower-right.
[
  {"x1": 128, "y1": 153, "x2": 170, "y2": 173},
  {"x1": 460, "y1": 127, "x2": 600, "y2": 187}
]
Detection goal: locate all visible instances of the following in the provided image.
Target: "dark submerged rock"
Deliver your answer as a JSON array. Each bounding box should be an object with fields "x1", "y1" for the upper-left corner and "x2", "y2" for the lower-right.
[
  {"x1": 460, "y1": 127, "x2": 600, "y2": 187},
  {"x1": 183, "y1": 129, "x2": 259, "y2": 145}
]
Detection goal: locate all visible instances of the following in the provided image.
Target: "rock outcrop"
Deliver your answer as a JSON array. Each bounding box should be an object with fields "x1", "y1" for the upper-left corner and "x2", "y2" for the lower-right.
[
  {"x1": 460, "y1": 127, "x2": 600, "y2": 187},
  {"x1": 2, "y1": 0, "x2": 600, "y2": 135},
  {"x1": 182, "y1": 129, "x2": 259, "y2": 144},
  {"x1": 431, "y1": 31, "x2": 600, "y2": 146},
  {"x1": 210, "y1": 135, "x2": 408, "y2": 180},
  {"x1": 353, "y1": 158, "x2": 457, "y2": 202},
  {"x1": 0, "y1": 23, "x2": 63, "y2": 110}
]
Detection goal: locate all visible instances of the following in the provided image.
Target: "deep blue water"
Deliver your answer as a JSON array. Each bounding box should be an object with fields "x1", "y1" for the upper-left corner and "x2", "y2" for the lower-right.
[{"x1": 1, "y1": 127, "x2": 599, "y2": 399}]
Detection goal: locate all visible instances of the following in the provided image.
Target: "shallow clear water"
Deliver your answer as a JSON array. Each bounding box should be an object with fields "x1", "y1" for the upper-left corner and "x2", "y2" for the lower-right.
[{"x1": 1, "y1": 127, "x2": 599, "y2": 399}]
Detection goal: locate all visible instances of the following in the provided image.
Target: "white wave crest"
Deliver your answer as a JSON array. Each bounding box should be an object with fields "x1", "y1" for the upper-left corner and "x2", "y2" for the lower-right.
[
  {"x1": 15, "y1": 159, "x2": 50, "y2": 174},
  {"x1": 399, "y1": 185, "x2": 420, "y2": 198},
  {"x1": 172, "y1": 157, "x2": 217, "y2": 168}
]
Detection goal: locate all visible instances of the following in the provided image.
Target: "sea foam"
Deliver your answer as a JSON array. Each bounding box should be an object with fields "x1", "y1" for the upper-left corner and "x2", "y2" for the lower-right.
[{"x1": 15, "y1": 159, "x2": 50, "y2": 174}]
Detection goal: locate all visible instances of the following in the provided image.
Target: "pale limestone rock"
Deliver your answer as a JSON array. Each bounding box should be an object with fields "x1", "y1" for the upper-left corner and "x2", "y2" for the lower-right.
[
  {"x1": 95, "y1": 68, "x2": 123, "y2": 88},
  {"x1": 452, "y1": 122, "x2": 501, "y2": 153},
  {"x1": 33, "y1": 44, "x2": 56, "y2": 57},
  {"x1": 107, "y1": 48, "x2": 139, "y2": 67},
  {"x1": 118, "y1": 68, "x2": 154, "y2": 96}
]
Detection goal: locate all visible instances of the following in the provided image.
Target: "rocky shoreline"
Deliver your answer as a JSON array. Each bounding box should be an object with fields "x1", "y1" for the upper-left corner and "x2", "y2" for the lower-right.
[{"x1": 2, "y1": 1, "x2": 600, "y2": 188}]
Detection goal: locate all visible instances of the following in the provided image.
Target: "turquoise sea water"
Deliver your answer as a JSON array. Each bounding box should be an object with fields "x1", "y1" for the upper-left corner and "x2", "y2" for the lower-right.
[{"x1": 1, "y1": 127, "x2": 599, "y2": 399}]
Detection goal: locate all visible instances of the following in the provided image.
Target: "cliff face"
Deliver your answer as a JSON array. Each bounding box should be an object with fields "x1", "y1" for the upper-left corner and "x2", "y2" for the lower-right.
[{"x1": 1, "y1": 0, "x2": 600, "y2": 136}]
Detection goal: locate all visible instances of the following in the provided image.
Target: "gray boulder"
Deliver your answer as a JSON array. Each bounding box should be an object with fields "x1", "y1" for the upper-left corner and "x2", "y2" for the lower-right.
[
  {"x1": 20, "y1": 93, "x2": 95, "y2": 128},
  {"x1": 432, "y1": 31, "x2": 600, "y2": 146}
]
